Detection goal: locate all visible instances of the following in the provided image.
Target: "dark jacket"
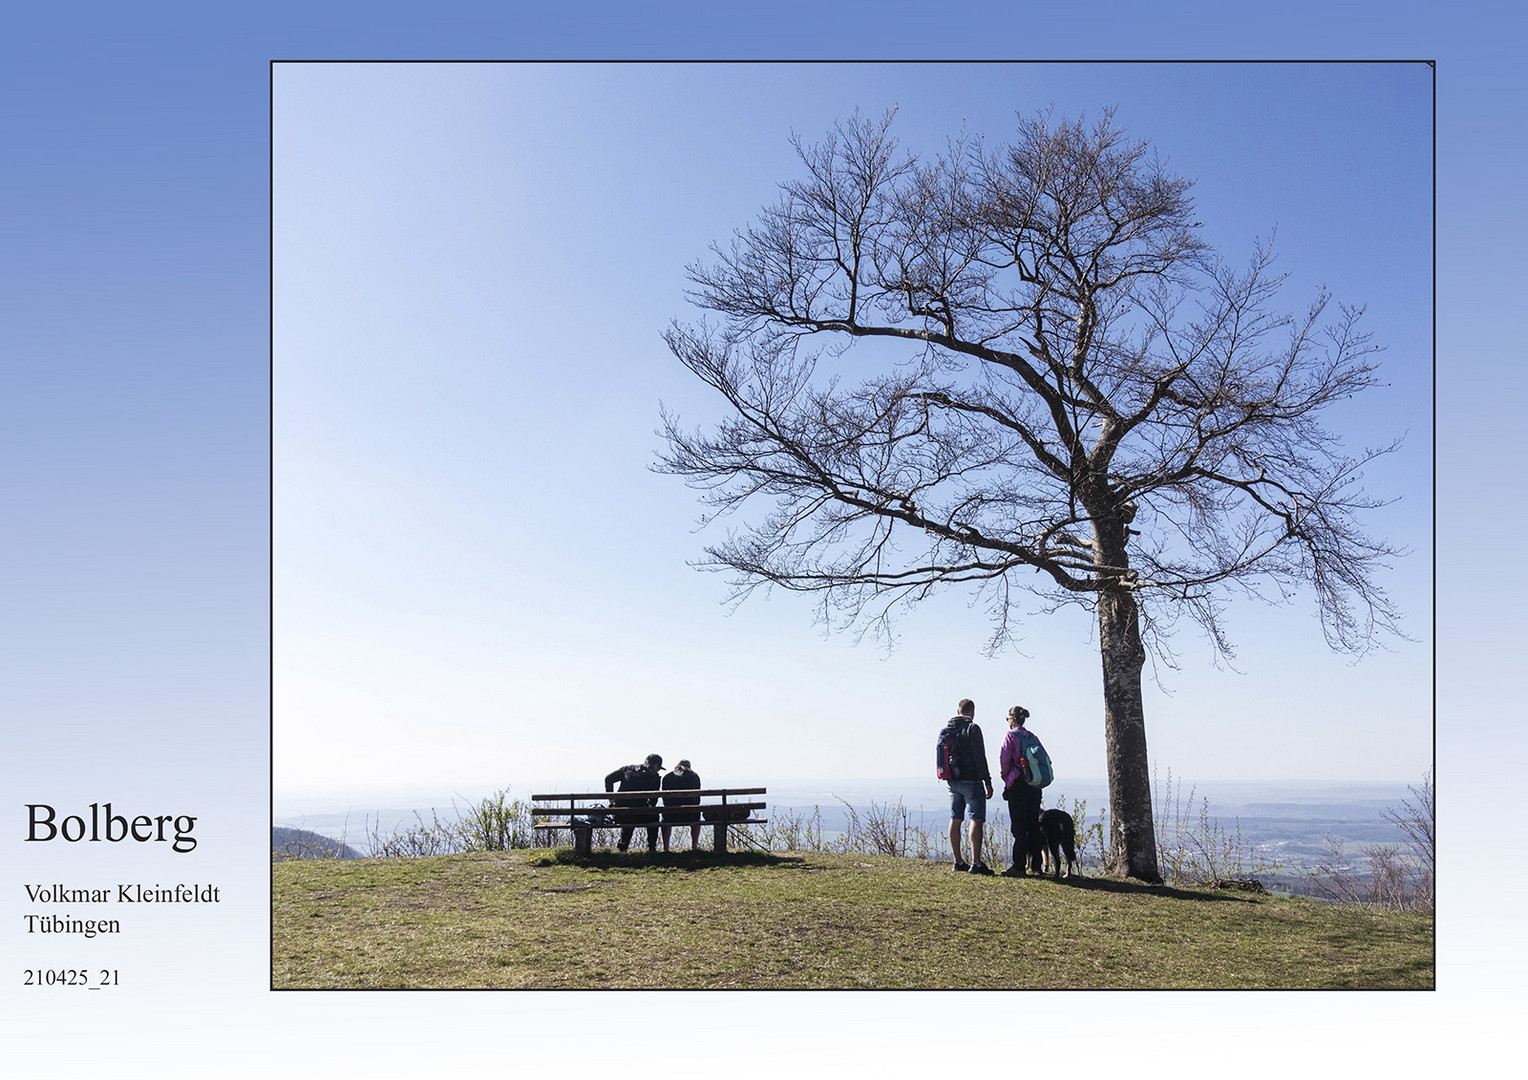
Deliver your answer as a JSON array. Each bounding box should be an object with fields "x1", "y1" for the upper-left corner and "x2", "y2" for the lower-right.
[
  {"x1": 605, "y1": 763, "x2": 661, "y2": 794},
  {"x1": 940, "y1": 717, "x2": 991, "y2": 783},
  {"x1": 662, "y1": 768, "x2": 702, "y2": 823},
  {"x1": 660, "y1": 769, "x2": 699, "y2": 800},
  {"x1": 661, "y1": 768, "x2": 702, "y2": 805},
  {"x1": 605, "y1": 763, "x2": 661, "y2": 823}
]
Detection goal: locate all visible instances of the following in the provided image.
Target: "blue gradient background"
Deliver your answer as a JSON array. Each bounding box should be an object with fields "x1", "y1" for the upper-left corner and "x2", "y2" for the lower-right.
[{"x1": 2, "y1": 3, "x2": 1517, "y2": 1075}]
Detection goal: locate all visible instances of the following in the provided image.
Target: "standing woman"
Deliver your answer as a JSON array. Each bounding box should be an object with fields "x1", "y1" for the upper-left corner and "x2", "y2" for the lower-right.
[{"x1": 1000, "y1": 706, "x2": 1044, "y2": 877}]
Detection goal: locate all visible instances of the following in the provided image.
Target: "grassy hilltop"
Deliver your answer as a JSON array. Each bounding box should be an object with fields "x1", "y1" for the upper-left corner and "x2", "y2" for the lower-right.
[{"x1": 272, "y1": 848, "x2": 1432, "y2": 990}]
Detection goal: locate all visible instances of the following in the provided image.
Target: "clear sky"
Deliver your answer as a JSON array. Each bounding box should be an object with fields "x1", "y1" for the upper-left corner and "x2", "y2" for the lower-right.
[
  {"x1": 274, "y1": 62, "x2": 1432, "y2": 795},
  {"x1": 4, "y1": 2, "x2": 1523, "y2": 1076}
]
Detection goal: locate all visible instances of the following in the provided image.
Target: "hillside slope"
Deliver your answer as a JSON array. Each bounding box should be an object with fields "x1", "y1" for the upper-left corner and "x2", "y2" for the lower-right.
[{"x1": 272, "y1": 826, "x2": 362, "y2": 862}]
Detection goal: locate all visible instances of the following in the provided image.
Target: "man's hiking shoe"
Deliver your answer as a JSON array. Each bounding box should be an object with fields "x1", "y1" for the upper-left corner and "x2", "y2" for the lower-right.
[
  {"x1": 952, "y1": 861, "x2": 970, "y2": 873},
  {"x1": 1000, "y1": 865, "x2": 1026, "y2": 877},
  {"x1": 969, "y1": 863, "x2": 995, "y2": 876}
]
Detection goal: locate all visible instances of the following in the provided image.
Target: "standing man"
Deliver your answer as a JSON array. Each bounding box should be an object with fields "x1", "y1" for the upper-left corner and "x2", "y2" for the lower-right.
[
  {"x1": 661, "y1": 758, "x2": 704, "y2": 852},
  {"x1": 604, "y1": 754, "x2": 664, "y2": 852},
  {"x1": 939, "y1": 699, "x2": 995, "y2": 875}
]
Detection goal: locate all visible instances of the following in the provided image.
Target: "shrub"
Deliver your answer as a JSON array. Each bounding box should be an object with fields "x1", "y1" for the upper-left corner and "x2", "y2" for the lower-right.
[
  {"x1": 1152, "y1": 766, "x2": 1280, "y2": 887},
  {"x1": 1307, "y1": 772, "x2": 1432, "y2": 910},
  {"x1": 357, "y1": 789, "x2": 547, "y2": 858}
]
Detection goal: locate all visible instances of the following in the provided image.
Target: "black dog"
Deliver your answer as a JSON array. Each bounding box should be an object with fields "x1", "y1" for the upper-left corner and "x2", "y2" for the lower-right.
[{"x1": 1029, "y1": 808, "x2": 1076, "y2": 878}]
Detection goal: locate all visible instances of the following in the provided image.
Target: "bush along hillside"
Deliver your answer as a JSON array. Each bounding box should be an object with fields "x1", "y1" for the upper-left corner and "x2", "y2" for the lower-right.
[{"x1": 271, "y1": 846, "x2": 1433, "y2": 990}]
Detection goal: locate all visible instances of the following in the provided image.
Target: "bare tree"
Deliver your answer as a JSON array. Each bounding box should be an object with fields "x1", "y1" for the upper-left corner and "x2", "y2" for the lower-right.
[{"x1": 658, "y1": 109, "x2": 1403, "y2": 881}]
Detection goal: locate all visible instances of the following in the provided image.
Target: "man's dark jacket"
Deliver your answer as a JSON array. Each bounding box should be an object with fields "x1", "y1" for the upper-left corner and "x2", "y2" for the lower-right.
[{"x1": 604, "y1": 763, "x2": 661, "y2": 824}]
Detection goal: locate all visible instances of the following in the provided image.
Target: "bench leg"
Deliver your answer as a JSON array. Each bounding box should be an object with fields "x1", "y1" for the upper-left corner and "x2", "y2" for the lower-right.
[
  {"x1": 713, "y1": 822, "x2": 727, "y2": 854},
  {"x1": 572, "y1": 827, "x2": 592, "y2": 857}
]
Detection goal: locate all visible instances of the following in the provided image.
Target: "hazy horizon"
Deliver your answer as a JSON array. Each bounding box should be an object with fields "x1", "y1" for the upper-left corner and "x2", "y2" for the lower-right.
[{"x1": 273, "y1": 773, "x2": 1422, "y2": 821}]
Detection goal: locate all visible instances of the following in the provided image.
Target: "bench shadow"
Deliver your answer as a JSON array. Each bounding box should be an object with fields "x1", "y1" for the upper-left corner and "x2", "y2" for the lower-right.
[
  {"x1": 535, "y1": 848, "x2": 806, "y2": 871},
  {"x1": 532, "y1": 849, "x2": 1264, "y2": 902}
]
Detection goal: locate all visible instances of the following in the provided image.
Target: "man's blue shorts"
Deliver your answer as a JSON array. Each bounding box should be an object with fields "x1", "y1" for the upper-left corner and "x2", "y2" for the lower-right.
[{"x1": 947, "y1": 779, "x2": 986, "y2": 822}]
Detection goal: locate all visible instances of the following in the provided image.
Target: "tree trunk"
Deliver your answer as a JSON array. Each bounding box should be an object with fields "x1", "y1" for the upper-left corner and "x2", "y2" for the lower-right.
[{"x1": 1097, "y1": 581, "x2": 1162, "y2": 883}]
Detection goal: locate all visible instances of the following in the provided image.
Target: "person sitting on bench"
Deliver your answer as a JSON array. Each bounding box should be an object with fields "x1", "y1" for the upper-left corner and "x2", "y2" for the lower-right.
[
  {"x1": 661, "y1": 758, "x2": 703, "y2": 851},
  {"x1": 604, "y1": 754, "x2": 663, "y2": 852}
]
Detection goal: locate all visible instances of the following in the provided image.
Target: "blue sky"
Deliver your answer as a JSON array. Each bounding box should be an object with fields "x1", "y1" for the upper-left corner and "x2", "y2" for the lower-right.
[
  {"x1": 3, "y1": 2, "x2": 1523, "y2": 1075},
  {"x1": 274, "y1": 62, "x2": 1431, "y2": 794}
]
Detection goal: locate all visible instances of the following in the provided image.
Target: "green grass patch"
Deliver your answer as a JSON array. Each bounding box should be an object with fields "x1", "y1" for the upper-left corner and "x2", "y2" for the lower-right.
[{"x1": 272, "y1": 849, "x2": 1432, "y2": 989}]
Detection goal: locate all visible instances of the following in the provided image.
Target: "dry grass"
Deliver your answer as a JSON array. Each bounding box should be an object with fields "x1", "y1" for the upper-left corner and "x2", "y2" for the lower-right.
[{"x1": 273, "y1": 848, "x2": 1432, "y2": 990}]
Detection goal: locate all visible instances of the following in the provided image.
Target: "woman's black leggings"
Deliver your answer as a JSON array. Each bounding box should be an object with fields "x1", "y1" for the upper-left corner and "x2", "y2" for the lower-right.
[{"x1": 1005, "y1": 783, "x2": 1043, "y2": 871}]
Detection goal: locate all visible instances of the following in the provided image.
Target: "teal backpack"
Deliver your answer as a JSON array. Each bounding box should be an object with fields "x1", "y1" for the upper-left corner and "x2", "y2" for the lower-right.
[{"x1": 1019, "y1": 728, "x2": 1053, "y2": 788}]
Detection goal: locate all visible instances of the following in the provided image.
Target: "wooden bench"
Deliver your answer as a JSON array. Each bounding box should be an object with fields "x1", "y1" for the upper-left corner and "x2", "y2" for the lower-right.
[{"x1": 530, "y1": 787, "x2": 767, "y2": 856}]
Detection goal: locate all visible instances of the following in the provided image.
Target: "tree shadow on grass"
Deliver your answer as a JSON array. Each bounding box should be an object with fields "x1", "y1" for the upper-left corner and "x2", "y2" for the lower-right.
[{"x1": 1057, "y1": 874, "x2": 1265, "y2": 904}]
